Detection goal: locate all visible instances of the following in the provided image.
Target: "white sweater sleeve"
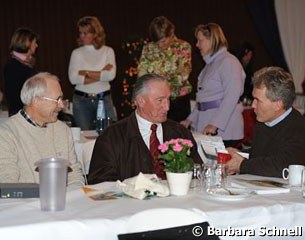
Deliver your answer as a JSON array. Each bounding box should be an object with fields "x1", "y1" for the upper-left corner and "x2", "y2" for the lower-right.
[
  {"x1": 99, "y1": 47, "x2": 116, "y2": 82},
  {"x1": 68, "y1": 49, "x2": 85, "y2": 85}
]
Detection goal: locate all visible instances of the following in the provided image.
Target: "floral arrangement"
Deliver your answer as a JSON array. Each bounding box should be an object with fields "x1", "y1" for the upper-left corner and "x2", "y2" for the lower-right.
[
  {"x1": 158, "y1": 138, "x2": 194, "y2": 173},
  {"x1": 137, "y1": 37, "x2": 192, "y2": 99}
]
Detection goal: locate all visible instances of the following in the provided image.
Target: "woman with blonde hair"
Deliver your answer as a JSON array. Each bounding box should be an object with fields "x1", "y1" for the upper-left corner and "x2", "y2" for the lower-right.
[
  {"x1": 181, "y1": 23, "x2": 245, "y2": 147},
  {"x1": 68, "y1": 16, "x2": 116, "y2": 130}
]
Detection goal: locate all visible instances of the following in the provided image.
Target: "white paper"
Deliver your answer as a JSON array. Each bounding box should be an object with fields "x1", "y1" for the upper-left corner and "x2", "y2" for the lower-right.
[
  {"x1": 200, "y1": 135, "x2": 225, "y2": 158},
  {"x1": 231, "y1": 178, "x2": 290, "y2": 195}
]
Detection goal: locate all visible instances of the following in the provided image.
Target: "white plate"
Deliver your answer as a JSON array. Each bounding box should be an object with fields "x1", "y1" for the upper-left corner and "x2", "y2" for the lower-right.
[{"x1": 206, "y1": 187, "x2": 255, "y2": 201}]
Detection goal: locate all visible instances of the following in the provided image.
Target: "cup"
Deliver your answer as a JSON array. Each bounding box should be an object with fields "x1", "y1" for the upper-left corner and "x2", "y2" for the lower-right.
[
  {"x1": 71, "y1": 127, "x2": 81, "y2": 141},
  {"x1": 35, "y1": 157, "x2": 71, "y2": 211},
  {"x1": 282, "y1": 165, "x2": 305, "y2": 187},
  {"x1": 217, "y1": 150, "x2": 232, "y2": 164}
]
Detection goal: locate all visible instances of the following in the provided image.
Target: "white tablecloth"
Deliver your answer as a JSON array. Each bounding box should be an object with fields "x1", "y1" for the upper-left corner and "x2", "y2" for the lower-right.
[
  {"x1": 0, "y1": 175, "x2": 304, "y2": 240},
  {"x1": 75, "y1": 131, "x2": 209, "y2": 174}
]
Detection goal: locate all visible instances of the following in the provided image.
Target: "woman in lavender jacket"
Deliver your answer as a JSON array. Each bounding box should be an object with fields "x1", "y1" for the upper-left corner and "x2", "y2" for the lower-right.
[{"x1": 181, "y1": 23, "x2": 245, "y2": 147}]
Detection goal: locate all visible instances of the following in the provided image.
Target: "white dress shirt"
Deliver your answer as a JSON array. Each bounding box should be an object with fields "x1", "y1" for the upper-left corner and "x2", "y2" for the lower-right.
[{"x1": 135, "y1": 112, "x2": 163, "y2": 149}]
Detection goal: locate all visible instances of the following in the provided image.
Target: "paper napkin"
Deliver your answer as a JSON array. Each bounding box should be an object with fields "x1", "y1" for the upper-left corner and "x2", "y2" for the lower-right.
[{"x1": 117, "y1": 172, "x2": 170, "y2": 200}]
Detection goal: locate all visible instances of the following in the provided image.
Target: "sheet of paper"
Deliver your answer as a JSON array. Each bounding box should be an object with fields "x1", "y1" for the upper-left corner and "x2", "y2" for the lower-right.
[
  {"x1": 200, "y1": 135, "x2": 225, "y2": 159},
  {"x1": 231, "y1": 178, "x2": 290, "y2": 194}
]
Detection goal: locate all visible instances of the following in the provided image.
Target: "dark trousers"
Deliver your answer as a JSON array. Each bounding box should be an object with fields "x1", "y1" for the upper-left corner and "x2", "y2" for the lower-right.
[{"x1": 168, "y1": 94, "x2": 191, "y2": 122}]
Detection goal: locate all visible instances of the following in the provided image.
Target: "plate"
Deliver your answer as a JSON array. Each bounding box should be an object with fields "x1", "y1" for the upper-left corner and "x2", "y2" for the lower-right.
[{"x1": 206, "y1": 187, "x2": 255, "y2": 201}]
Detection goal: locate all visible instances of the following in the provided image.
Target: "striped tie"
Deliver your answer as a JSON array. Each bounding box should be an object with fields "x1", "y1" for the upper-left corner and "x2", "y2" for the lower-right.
[{"x1": 150, "y1": 124, "x2": 165, "y2": 179}]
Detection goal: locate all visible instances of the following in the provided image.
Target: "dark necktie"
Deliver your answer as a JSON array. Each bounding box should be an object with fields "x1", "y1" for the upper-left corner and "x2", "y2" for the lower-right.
[{"x1": 149, "y1": 124, "x2": 165, "y2": 179}]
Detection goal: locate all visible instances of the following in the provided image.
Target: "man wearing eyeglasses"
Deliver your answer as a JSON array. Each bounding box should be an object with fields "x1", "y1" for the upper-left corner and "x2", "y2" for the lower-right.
[{"x1": 0, "y1": 72, "x2": 84, "y2": 186}]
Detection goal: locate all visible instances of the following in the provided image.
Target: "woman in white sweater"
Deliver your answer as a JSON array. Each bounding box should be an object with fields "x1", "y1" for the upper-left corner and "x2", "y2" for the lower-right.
[{"x1": 68, "y1": 16, "x2": 117, "y2": 130}]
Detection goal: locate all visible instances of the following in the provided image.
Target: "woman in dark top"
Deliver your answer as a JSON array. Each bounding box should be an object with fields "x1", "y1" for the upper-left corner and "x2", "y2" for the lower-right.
[{"x1": 4, "y1": 28, "x2": 39, "y2": 116}]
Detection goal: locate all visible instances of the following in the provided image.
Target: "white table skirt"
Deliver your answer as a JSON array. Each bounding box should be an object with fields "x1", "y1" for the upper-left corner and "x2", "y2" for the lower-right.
[{"x1": 1, "y1": 175, "x2": 304, "y2": 240}]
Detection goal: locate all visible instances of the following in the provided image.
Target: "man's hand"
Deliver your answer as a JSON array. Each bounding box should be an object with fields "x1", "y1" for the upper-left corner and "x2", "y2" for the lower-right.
[{"x1": 225, "y1": 150, "x2": 244, "y2": 175}]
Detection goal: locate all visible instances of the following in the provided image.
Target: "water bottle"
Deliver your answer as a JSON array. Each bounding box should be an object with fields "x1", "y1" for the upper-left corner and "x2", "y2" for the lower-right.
[
  {"x1": 215, "y1": 157, "x2": 227, "y2": 188},
  {"x1": 96, "y1": 99, "x2": 105, "y2": 134}
]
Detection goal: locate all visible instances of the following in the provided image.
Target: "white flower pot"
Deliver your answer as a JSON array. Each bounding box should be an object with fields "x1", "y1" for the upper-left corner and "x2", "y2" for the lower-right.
[{"x1": 166, "y1": 171, "x2": 193, "y2": 196}]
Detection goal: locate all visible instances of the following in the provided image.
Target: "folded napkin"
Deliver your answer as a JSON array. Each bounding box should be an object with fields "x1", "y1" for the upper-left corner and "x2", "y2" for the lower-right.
[{"x1": 117, "y1": 172, "x2": 170, "y2": 200}]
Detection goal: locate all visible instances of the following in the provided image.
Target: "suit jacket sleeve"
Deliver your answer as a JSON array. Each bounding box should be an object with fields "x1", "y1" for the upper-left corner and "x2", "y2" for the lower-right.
[{"x1": 88, "y1": 133, "x2": 119, "y2": 184}]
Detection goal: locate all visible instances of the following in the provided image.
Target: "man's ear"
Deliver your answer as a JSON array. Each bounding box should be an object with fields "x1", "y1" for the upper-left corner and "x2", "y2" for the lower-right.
[
  {"x1": 275, "y1": 100, "x2": 284, "y2": 111},
  {"x1": 31, "y1": 97, "x2": 40, "y2": 109},
  {"x1": 135, "y1": 95, "x2": 145, "y2": 107}
]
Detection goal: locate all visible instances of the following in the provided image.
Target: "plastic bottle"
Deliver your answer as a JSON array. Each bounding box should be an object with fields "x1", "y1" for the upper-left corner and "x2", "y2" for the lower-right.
[
  {"x1": 96, "y1": 99, "x2": 105, "y2": 134},
  {"x1": 215, "y1": 156, "x2": 227, "y2": 188}
]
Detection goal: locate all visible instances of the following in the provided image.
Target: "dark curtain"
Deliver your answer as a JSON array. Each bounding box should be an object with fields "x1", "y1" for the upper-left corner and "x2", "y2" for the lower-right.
[{"x1": 246, "y1": 0, "x2": 288, "y2": 71}]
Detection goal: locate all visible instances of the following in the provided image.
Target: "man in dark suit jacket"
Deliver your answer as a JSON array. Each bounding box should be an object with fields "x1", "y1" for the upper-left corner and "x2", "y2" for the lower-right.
[{"x1": 88, "y1": 73, "x2": 202, "y2": 184}]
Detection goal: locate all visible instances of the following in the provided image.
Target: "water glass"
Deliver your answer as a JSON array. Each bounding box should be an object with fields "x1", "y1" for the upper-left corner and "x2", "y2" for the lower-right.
[
  {"x1": 202, "y1": 163, "x2": 216, "y2": 192},
  {"x1": 190, "y1": 163, "x2": 203, "y2": 189}
]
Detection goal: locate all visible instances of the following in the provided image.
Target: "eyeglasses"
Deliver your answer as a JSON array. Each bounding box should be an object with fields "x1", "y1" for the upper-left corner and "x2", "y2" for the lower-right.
[{"x1": 40, "y1": 96, "x2": 64, "y2": 104}]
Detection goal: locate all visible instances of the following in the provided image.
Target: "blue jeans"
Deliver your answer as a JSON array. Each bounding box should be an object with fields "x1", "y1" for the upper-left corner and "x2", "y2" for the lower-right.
[{"x1": 73, "y1": 94, "x2": 117, "y2": 130}]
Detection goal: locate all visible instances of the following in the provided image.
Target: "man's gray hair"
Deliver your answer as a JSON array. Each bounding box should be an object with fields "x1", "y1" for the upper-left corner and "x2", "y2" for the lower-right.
[
  {"x1": 252, "y1": 66, "x2": 295, "y2": 110},
  {"x1": 132, "y1": 73, "x2": 168, "y2": 102},
  {"x1": 20, "y1": 72, "x2": 60, "y2": 105}
]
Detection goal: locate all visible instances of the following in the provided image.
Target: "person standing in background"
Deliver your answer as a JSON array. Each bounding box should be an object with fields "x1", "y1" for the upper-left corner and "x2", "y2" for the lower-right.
[
  {"x1": 181, "y1": 23, "x2": 245, "y2": 147},
  {"x1": 231, "y1": 41, "x2": 254, "y2": 105},
  {"x1": 4, "y1": 28, "x2": 39, "y2": 116},
  {"x1": 137, "y1": 16, "x2": 192, "y2": 122},
  {"x1": 68, "y1": 16, "x2": 117, "y2": 130}
]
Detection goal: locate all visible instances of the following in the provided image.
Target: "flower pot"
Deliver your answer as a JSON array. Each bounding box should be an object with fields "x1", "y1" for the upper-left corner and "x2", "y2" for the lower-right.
[{"x1": 166, "y1": 171, "x2": 193, "y2": 196}]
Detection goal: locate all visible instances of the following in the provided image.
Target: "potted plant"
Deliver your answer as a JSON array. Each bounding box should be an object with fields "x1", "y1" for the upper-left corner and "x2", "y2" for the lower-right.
[{"x1": 158, "y1": 138, "x2": 194, "y2": 196}]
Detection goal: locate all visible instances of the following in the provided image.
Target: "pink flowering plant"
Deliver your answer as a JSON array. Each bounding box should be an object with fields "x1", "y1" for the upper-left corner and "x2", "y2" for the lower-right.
[{"x1": 158, "y1": 138, "x2": 194, "y2": 173}]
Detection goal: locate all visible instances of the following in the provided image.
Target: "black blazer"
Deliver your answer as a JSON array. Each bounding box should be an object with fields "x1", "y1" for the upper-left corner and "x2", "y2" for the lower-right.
[{"x1": 88, "y1": 112, "x2": 202, "y2": 184}]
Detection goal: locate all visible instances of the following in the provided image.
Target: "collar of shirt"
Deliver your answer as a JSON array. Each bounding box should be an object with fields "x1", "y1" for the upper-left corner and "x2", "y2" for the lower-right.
[
  {"x1": 11, "y1": 51, "x2": 34, "y2": 67},
  {"x1": 135, "y1": 111, "x2": 163, "y2": 149},
  {"x1": 20, "y1": 109, "x2": 47, "y2": 128},
  {"x1": 265, "y1": 107, "x2": 292, "y2": 127},
  {"x1": 203, "y1": 47, "x2": 227, "y2": 64}
]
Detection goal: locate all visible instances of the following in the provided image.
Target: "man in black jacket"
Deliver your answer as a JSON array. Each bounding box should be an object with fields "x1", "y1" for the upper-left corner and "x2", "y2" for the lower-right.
[
  {"x1": 226, "y1": 67, "x2": 305, "y2": 177},
  {"x1": 88, "y1": 74, "x2": 202, "y2": 184}
]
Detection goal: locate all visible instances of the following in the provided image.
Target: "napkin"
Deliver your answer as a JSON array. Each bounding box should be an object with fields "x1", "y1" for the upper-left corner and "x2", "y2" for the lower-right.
[{"x1": 117, "y1": 172, "x2": 170, "y2": 200}]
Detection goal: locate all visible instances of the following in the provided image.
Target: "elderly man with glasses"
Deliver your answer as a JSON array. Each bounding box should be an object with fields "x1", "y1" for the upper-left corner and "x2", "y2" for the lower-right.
[{"x1": 0, "y1": 72, "x2": 84, "y2": 186}]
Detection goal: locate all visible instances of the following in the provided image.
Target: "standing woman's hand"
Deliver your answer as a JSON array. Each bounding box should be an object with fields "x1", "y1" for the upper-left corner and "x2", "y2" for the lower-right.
[
  {"x1": 102, "y1": 64, "x2": 113, "y2": 71},
  {"x1": 180, "y1": 119, "x2": 191, "y2": 128},
  {"x1": 203, "y1": 124, "x2": 218, "y2": 135},
  {"x1": 178, "y1": 86, "x2": 190, "y2": 97}
]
